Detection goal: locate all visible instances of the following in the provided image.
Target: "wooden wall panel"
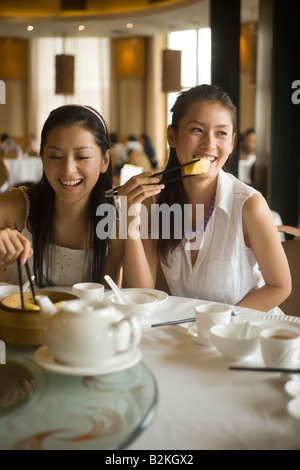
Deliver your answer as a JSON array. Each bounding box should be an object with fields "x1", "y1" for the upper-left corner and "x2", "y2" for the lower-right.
[
  {"x1": 113, "y1": 37, "x2": 146, "y2": 78},
  {"x1": 0, "y1": 39, "x2": 27, "y2": 79}
]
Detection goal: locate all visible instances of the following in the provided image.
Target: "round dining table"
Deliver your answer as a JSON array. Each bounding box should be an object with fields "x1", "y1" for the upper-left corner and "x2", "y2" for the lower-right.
[
  {"x1": 1, "y1": 289, "x2": 300, "y2": 451},
  {"x1": 125, "y1": 294, "x2": 300, "y2": 451},
  {"x1": 0, "y1": 345, "x2": 158, "y2": 450}
]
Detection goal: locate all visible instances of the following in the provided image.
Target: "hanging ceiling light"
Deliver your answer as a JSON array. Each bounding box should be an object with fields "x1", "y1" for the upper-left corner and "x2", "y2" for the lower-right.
[
  {"x1": 162, "y1": 49, "x2": 182, "y2": 93},
  {"x1": 55, "y1": 53, "x2": 75, "y2": 95}
]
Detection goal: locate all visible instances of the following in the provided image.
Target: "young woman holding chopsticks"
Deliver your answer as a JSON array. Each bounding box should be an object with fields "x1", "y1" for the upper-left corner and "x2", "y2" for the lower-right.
[
  {"x1": 0, "y1": 105, "x2": 123, "y2": 287},
  {"x1": 117, "y1": 84, "x2": 291, "y2": 314}
]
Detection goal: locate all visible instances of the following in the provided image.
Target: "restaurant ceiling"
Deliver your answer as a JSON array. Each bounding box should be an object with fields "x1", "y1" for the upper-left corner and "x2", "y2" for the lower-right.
[
  {"x1": 0, "y1": 0, "x2": 210, "y2": 39},
  {"x1": 0, "y1": 0, "x2": 258, "y2": 39}
]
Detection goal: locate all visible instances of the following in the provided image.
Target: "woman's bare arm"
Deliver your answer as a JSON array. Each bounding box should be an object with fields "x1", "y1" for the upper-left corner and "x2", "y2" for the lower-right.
[
  {"x1": 0, "y1": 189, "x2": 32, "y2": 266},
  {"x1": 237, "y1": 193, "x2": 291, "y2": 311}
]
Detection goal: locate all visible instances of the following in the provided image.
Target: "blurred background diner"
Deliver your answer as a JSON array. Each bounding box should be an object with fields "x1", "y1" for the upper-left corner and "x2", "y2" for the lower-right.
[
  {"x1": 126, "y1": 134, "x2": 153, "y2": 172},
  {"x1": 0, "y1": 0, "x2": 299, "y2": 233},
  {"x1": 0, "y1": 133, "x2": 22, "y2": 159},
  {"x1": 239, "y1": 128, "x2": 256, "y2": 160},
  {"x1": 238, "y1": 127, "x2": 256, "y2": 185},
  {"x1": 24, "y1": 132, "x2": 40, "y2": 156},
  {"x1": 140, "y1": 133, "x2": 158, "y2": 169}
]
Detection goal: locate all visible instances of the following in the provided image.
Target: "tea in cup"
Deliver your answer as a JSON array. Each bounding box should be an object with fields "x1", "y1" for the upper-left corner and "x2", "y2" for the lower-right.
[
  {"x1": 72, "y1": 282, "x2": 104, "y2": 301},
  {"x1": 260, "y1": 327, "x2": 300, "y2": 368},
  {"x1": 193, "y1": 302, "x2": 232, "y2": 339}
]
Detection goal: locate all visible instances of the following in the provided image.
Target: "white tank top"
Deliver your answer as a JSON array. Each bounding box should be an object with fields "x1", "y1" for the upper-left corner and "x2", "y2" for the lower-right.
[{"x1": 3, "y1": 187, "x2": 91, "y2": 287}]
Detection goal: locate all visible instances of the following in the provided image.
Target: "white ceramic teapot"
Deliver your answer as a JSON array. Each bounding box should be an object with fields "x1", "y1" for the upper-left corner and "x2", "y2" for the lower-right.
[{"x1": 35, "y1": 295, "x2": 142, "y2": 367}]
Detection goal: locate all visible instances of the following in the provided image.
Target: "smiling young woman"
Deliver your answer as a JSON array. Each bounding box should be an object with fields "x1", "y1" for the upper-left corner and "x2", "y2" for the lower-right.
[
  {"x1": 0, "y1": 105, "x2": 124, "y2": 287},
  {"x1": 120, "y1": 84, "x2": 291, "y2": 315}
]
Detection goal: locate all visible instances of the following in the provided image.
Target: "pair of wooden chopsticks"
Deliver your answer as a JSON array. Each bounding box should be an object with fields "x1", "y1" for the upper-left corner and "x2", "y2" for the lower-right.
[
  {"x1": 15, "y1": 222, "x2": 37, "y2": 308},
  {"x1": 105, "y1": 158, "x2": 202, "y2": 198}
]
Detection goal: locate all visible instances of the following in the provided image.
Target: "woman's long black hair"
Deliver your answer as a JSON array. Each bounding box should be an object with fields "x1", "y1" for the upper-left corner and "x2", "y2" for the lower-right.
[
  {"x1": 156, "y1": 84, "x2": 237, "y2": 263},
  {"x1": 28, "y1": 105, "x2": 114, "y2": 286}
]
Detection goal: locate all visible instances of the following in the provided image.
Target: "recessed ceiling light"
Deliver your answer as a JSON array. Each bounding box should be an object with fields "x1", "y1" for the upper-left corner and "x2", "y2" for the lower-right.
[
  {"x1": 78, "y1": 24, "x2": 85, "y2": 31},
  {"x1": 126, "y1": 23, "x2": 133, "y2": 29},
  {"x1": 27, "y1": 25, "x2": 34, "y2": 32}
]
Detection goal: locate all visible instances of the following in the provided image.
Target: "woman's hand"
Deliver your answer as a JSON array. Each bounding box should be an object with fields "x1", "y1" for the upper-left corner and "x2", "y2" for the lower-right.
[
  {"x1": 116, "y1": 172, "x2": 164, "y2": 240},
  {"x1": 0, "y1": 228, "x2": 32, "y2": 267},
  {"x1": 117, "y1": 171, "x2": 164, "y2": 206}
]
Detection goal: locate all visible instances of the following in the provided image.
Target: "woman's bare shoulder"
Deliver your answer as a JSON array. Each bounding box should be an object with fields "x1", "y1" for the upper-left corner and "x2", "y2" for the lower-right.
[
  {"x1": 0, "y1": 188, "x2": 27, "y2": 229},
  {"x1": 242, "y1": 192, "x2": 278, "y2": 246},
  {"x1": 242, "y1": 192, "x2": 271, "y2": 222}
]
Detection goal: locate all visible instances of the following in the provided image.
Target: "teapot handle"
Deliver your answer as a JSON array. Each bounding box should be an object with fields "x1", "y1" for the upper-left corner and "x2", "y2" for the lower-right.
[{"x1": 114, "y1": 316, "x2": 142, "y2": 353}]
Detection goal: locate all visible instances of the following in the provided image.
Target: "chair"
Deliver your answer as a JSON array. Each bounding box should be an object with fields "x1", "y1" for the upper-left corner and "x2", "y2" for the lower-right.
[
  {"x1": 278, "y1": 226, "x2": 300, "y2": 317},
  {"x1": 0, "y1": 158, "x2": 10, "y2": 193},
  {"x1": 277, "y1": 225, "x2": 300, "y2": 238}
]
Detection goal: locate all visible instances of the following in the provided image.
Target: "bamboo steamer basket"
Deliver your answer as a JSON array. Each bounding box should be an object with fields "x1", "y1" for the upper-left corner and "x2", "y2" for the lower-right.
[{"x1": 0, "y1": 290, "x2": 78, "y2": 346}]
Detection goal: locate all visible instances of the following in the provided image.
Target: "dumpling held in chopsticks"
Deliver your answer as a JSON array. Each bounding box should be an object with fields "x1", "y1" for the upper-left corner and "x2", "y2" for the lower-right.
[{"x1": 185, "y1": 158, "x2": 210, "y2": 175}]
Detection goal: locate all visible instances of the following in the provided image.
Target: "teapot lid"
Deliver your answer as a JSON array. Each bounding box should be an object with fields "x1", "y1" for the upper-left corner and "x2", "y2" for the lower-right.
[{"x1": 60, "y1": 299, "x2": 114, "y2": 314}]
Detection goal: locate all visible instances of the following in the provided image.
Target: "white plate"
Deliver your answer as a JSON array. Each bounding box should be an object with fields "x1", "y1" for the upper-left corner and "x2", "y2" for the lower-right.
[
  {"x1": 285, "y1": 380, "x2": 300, "y2": 398},
  {"x1": 104, "y1": 288, "x2": 168, "y2": 304},
  {"x1": 287, "y1": 396, "x2": 300, "y2": 420},
  {"x1": 252, "y1": 315, "x2": 300, "y2": 332},
  {"x1": 33, "y1": 346, "x2": 142, "y2": 376}
]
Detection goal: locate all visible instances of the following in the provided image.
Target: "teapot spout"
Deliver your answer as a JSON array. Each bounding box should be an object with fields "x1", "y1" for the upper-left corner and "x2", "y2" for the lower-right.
[{"x1": 35, "y1": 295, "x2": 58, "y2": 318}]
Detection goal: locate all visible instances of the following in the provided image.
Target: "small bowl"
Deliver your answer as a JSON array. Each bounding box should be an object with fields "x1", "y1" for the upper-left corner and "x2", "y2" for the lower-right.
[
  {"x1": 0, "y1": 284, "x2": 20, "y2": 299},
  {"x1": 72, "y1": 282, "x2": 104, "y2": 301},
  {"x1": 210, "y1": 323, "x2": 261, "y2": 361},
  {"x1": 110, "y1": 292, "x2": 157, "y2": 318}
]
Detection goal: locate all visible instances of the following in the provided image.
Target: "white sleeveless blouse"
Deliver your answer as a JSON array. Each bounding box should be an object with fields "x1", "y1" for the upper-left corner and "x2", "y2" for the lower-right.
[{"x1": 161, "y1": 170, "x2": 281, "y2": 313}]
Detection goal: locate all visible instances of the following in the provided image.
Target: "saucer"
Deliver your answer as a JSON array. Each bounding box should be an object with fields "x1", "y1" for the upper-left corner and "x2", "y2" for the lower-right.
[
  {"x1": 33, "y1": 346, "x2": 142, "y2": 376},
  {"x1": 253, "y1": 315, "x2": 300, "y2": 331},
  {"x1": 188, "y1": 323, "x2": 214, "y2": 347},
  {"x1": 287, "y1": 396, "x2": 300, "y2": 420},
  {"x1": 104, "y1": 288, "x2": 168, "y2": 304}
]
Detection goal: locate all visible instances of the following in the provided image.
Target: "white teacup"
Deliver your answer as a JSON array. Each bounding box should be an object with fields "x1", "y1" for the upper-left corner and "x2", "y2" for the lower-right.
[
  {"x1": 260, "y1": 327, "x2": 300, "y2": 368},
  {"x1": 193, "y1": 302, "x2": 232, "y2": 339},
  {"x1": 72, "y1": 282, "x2": 104, "y2": 301}
]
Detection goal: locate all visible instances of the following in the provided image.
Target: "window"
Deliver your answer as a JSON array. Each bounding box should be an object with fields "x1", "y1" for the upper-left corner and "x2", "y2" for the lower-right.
[
  {"x1": 165, "y1": 28, "x2": 211, "y2": 126},
  {"x1": 30, "y1": 37, "x2": 110, "y2": 139}
]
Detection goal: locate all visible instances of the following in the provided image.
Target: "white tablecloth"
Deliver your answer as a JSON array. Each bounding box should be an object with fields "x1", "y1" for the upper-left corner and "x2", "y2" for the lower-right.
[
  {"x1": 34, "y1": 288, "x2": 300, "y2": 450},
  {"x1": 123, "y1": 296, "x2": 300, "y2": 450},
  {"x1": 5, "y1": 157, "x2": 43, "y2": 186}
]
